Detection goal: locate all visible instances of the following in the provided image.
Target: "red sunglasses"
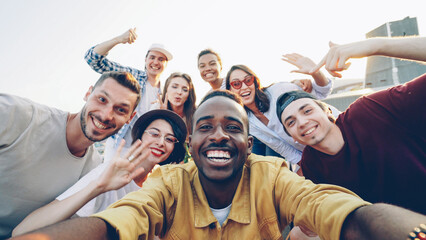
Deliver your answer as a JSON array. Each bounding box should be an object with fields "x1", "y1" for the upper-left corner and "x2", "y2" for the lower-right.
[{"x1": 230, "y1": 75, "x2": 255, "y2": 89}]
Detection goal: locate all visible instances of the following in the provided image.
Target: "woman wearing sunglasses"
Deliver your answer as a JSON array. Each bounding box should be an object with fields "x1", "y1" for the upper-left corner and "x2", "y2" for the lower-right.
[
  {"x1": 225, "y1": 53, "x2": 333, "y2": 172},
  {"x1": 12, "y1": 109, "x2": 187, "y2": 236}
]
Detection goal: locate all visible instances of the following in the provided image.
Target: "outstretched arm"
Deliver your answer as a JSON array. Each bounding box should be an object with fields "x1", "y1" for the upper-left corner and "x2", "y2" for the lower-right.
[
  {"x1": 311, "y1": 37, "x2": 426, "y2": 77},
  {"x1": 11, "y1": 217, "x2": 117, "y2": 240},
  {"x1": 94, "y1": 28, "x2": 138, "y2": 56},
  {"x1": 341, "y1": 203, "x2": 426, "y2": 240},
  {"x1": 12, "y1": 140, "x2": 150, "y2": 237},
  {"x1": 282, "y1": 53, "x2": 329, "y2": 87}
]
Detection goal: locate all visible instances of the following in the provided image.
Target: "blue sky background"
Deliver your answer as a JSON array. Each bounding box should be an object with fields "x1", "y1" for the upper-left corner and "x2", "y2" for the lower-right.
[{"x1": 1, "y1": 0, "x2": 424, "y2": 112}]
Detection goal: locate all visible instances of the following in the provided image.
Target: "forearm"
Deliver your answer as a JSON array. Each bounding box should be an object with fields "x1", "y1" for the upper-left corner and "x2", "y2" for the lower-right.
[
  {"x1": 341, "y1": 203, "x2": 426, "y2": 240},
  {"x1": 13, "y1": 181, "x2": 105, "y2": 236},
  {"x1": 11, "y1": 217, "x2": 117, "y2": 240},
  {"x1": 372, "y1": 37, "x2": 426, "y2": 62},
  {"x1": 310, "y1": 70, "x2": 328, "y2": 86},
  {"x1": 93, "y1": 37, "x2": 122, "y2": 56}
]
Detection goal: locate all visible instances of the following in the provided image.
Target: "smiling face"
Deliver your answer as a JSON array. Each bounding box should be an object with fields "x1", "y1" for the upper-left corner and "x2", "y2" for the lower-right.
[
  {"x1": 228, "y1": 69, "x2": 256, "y2": 108},
  {"x1": 145, "y1": 50, "x2": 168, "y2": 77},
  {"x1": 190, "y1": 96, "x2": 253, "y2": 184},
  {"x1": 141, "y1": 119, "x2": 175, "y2": 163},
  {"x1": 80, "y1": 77, "x2": 138, "y2": 142},
  {"x1": 198, "y1": 53, "x2": 222, "y2": 83},
  {"x1": 280, "y1": 98, "x2": 334, "y2": 147},
  {"x1": 166, "y1": 77, "x2": 190, "y2": 108}
]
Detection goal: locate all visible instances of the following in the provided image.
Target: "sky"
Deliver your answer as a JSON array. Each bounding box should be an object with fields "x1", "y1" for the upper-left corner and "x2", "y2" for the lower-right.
[{"x1": 1, "y1": 0, "x2": 425, "y2": 112}]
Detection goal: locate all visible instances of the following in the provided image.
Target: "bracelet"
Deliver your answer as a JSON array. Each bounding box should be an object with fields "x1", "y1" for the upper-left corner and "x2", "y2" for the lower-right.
[{"x1": 407, "y1": 223, "x2": 426, "y2": 240}]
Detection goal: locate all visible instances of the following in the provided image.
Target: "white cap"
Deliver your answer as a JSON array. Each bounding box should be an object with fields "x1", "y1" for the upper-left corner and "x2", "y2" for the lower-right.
[{"x1": 148, "y1": 43, "x2": 173, "y2": 61}]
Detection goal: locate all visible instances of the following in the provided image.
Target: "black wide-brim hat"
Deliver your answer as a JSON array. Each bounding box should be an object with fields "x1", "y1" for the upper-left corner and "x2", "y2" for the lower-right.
[{"x1": 131, "y1": 109, "x2": 187, "y2": 165}]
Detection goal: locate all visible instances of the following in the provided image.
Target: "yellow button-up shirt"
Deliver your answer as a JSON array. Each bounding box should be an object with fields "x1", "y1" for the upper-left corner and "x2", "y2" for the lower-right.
[{"x1": 93, "y1": 154, "x2": 369, "y2": 240}]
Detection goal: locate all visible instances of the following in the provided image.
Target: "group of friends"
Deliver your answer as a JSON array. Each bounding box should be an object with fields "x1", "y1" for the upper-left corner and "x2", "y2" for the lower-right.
[{"x1": 0, "y1": 28, "x2": 425, "y2": 240}]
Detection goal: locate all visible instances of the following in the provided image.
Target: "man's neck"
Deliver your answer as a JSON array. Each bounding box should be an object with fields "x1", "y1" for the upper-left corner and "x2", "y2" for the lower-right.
[
  {"x1": 209, "y1": 78, "x2": 223, "y2": 90},
  {"x1": 66, "y1": 113, "x2": 94, "y2": 157},
  {"x1": 200, "y1": 171, "x2": 242, "y2": 209},
  {"x1": 312, "y1": 124, "x2": 345, "y2": 156},
  {"x1": 147, "y1": 74, "x2": 161, "y2": 88}
]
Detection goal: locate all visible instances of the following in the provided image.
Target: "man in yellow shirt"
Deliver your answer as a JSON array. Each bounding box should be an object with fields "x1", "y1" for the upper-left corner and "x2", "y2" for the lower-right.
[{"x1": 12, "y1": 90, "x2": 426, "y2": 240}]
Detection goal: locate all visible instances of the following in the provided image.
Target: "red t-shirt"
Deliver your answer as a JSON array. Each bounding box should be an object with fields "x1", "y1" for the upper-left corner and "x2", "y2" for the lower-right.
[{"x1": 301, "y1": 74, "x2": 426, "y2": 214}]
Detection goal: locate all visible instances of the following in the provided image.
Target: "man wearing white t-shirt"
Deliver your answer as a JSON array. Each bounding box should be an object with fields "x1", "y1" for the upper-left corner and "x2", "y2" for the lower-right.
[{"x1": 0, "y1": 71, "x2": 141, "y2": 238}]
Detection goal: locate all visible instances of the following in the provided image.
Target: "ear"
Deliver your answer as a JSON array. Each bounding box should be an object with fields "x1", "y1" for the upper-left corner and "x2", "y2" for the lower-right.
[
  {"x1": 326, "y1": 107, "x2": 336, "y2": 123},
  {"x1": 84, "y1": 86, "x2": 93, "y2": 101},
  {"x1": 127, "y1": 111, "x2": 137, "y2": 124},
  {"x1": 188, "y1": 135, "x2": 193, "y2": 155},
  {"x1": 247, "y1": 135, "x2": 254, "y2": 156}
]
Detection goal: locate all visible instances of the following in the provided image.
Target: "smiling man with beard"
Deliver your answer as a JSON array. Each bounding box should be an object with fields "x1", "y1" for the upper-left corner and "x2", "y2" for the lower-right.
[
  {"x1": 11, "y1": 90, "x2": 426, "y2": 240},
  {"x1": 0, "y1": 71, "x2": 140, "y2": 239}
]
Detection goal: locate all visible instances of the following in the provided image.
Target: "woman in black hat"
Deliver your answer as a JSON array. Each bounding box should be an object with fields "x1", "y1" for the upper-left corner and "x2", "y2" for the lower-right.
[{"x1": 13, "y1": 109, "x2": 187, "y2": 236}]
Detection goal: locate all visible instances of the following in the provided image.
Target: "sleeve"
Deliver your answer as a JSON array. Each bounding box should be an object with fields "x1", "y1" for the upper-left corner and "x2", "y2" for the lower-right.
[
  {"x1": 274, "y1": 164, "x2": 370, "y2": 240},
  {"x1": 0, "y1": 94, "x2": 33, "y2": 148},
  {"x1": 311, "y1": 77, "x2": 332, "y2": 99},
  {"x1": 84, "y1": 46, "x2": 145, "y2": 81},
  {"x1": 362, "y1": 73, "x2": 426, "y2": 133},
  {"x1": 92, "y1": 168, "x2": 173, "y2": 239}
]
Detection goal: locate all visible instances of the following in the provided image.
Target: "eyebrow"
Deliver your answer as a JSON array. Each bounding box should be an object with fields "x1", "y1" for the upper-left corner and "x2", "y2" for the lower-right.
[
  {"x1": 195, "y1": 115, "x2": 214, "y2": 125},
  {"x1": 148, "y1": 127, "x2": 174, "y2": 136},
  {"x1": 100, "y1": 90, "x2": 131, "y2": 108},
  {"x1": 284, "y1": 103, "x2": 309, "y2": 123},
  {"x1": 225, "y1": 116, "x2": 243, "y2": 126}
]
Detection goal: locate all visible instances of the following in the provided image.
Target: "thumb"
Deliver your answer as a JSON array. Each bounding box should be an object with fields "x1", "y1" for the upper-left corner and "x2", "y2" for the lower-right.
[{"x1": 329, "y1": 41, "x2": 339, "y2": 48}]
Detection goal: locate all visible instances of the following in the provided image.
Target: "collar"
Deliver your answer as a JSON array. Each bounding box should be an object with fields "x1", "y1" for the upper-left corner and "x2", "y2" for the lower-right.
[{"x1": 193, "y1": 167, "x2": 251, "y2": 228}]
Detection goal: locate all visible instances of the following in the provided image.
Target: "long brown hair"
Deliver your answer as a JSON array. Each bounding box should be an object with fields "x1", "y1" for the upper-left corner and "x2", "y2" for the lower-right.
[{"x1": 162, "y1": 72, "x2": 196, "y2": 135}]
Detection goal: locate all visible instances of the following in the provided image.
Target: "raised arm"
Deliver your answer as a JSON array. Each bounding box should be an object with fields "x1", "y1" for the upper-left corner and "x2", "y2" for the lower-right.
[
  {"x1": 282, "y1": 53, "x2": 329, "y2": 87},
  {"x1": 341, "y1": 203, "x2": 426, "y2": 240},
  {"x1": 84, "y1": 28, "x2": 144, "y2": 76},
  {"x1": 311, "y1": 37, "x2": 426, "y2": 77},
  {"x1": 12, "y1": 140, "x2": 149, "y2": 237},
  {"x1": 94, "y1": 28, "x2": 137, "y2": 56}
]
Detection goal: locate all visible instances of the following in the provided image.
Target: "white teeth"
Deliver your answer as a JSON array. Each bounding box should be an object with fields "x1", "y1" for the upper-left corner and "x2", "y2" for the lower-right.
[
  {"x1": 304, "y1": 127, "x2": 315, "y2": 135},
  {"x1": 205, "y1": 73, "x2": 213, "y2": 77},
  {"x1": 151, "y1": 66, "x2": 159, "y2": 70},
  {"x1": 241, "y1": 92, "x2": 250, "y2": 97},
  {"x1": 151, "y1": 149, "x2": 163, "y2": 155},
  {"x1": 93, "y1": 119, "x2": 107, "y2": 129},
  {"x1": 206, "y1": 150, "x2": 230, "y2": 162}
]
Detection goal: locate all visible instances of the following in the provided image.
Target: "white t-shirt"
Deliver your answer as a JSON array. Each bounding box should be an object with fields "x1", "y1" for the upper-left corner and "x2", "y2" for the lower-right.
[
  {"x1": 210, "y1": 204, "x2": 232, "y2": 226},
  {"x1": 0, "y1": 94, "x2": 101, "y2": 238}
]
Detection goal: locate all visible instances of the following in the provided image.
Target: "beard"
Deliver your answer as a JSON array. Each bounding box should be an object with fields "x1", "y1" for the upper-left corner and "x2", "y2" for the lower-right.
[{"x1": 80, "y1": 106, "x2": 119, "y2": 142}]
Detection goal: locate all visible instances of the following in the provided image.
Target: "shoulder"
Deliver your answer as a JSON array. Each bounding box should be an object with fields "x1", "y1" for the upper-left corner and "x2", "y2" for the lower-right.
[
  {"x1": 246, "y1": 153, "x2": 288, "y2": 176},
  {"x1": 266, "y1": 82, "x2": 299, "y2": 96},
  {"x1": 0, "y1": 94, "x2": 67, "y2": 142},
  {"x1": 148, "y1": 162, "x2": 198, "y2": 194}
]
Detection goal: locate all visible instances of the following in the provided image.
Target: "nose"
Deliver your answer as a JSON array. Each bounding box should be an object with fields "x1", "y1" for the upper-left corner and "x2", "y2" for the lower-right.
[
  {"x1": 154, "y1": 135, "x2": 165, "y2": 146},
  {"x1": 298, "y1": 116, "x2": 309, "y2": 129},
  {"x1": 240, "y1": 82, "x2": 249, "y2": 91},
  {"x1": 209, "y1": 126, "x2": 230, "y2": 143},
  {"x1": 100, "y1": 106, "x2": 114, "y2": 122}
]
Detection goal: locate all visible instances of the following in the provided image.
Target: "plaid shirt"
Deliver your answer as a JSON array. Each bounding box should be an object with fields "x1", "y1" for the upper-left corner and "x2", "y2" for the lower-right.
[{"x1": 85, "y1": 46, "x2": 151, "y2": 148}]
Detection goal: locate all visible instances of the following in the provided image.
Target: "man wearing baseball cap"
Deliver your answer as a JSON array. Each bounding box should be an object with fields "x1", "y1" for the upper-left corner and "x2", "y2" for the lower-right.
[
  {"x1": 276, "y1": 76, "x2": 426, "y2": 216},
  {"x1": 85, "y1": 27, "x2": 173, "y2": 162}
]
